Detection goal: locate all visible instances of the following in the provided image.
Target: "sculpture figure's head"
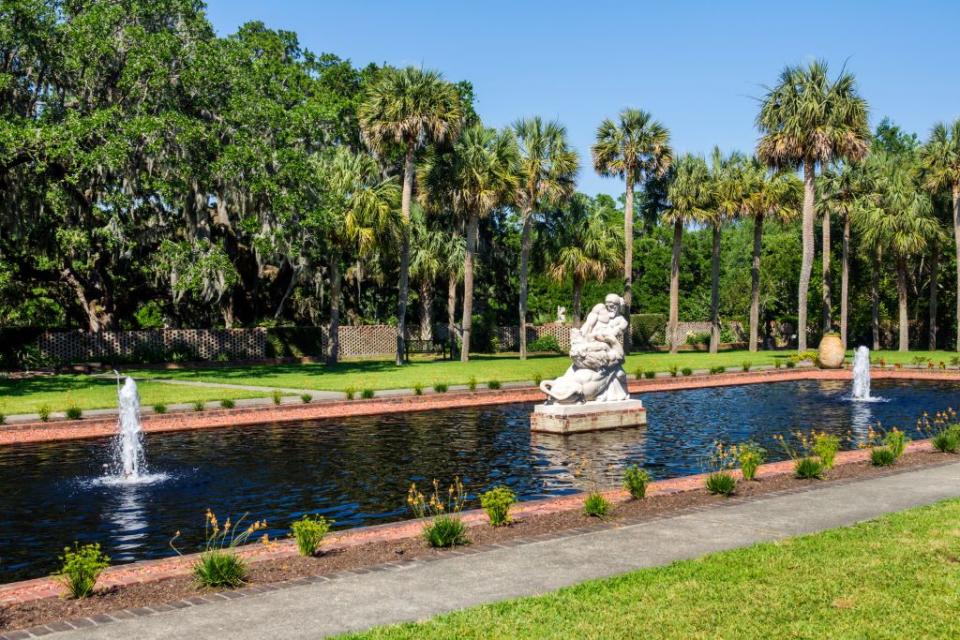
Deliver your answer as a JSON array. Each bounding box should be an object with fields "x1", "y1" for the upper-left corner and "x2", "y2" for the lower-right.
[{"x1": 604, "y1": 294, "x2": 624, "y2": 315}]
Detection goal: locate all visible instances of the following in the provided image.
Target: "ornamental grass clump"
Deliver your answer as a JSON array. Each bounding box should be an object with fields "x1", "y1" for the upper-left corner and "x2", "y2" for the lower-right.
[
  {"x1": 152, "y1": 403, "x2": 167, "y2": 414},
  {"x1": 709, "y1": 365, "x2": 725, "y2": 375},
  {"x1": 623, "y1": 465, "x2": 651, "y2": 499},
  {"x1": 741, "y1": 361, "x2": 751, "y2": 372},
  {"x1": 681, "y1": 367, "x2": 693, "y2": 377},
  {"x1": 643, "y1": 370, "x2": 656, "y2": 379},
  {"x1": 920, "y1": 409, "x2": 960, "y2": 453},
  {"x1": 775, "y1": 431, "x2": 841, "y2": 480},
  {"x1": 488, "y1": 380, "x2": 502, "y2": 390},
  {"x1": 870, "y1": 447, "x2": 897, "y2": 466},
  {"x1": 735, "y1": 442, "x2": 765, "y2": 481},
  {"x1": 668, "y1": 364, "x2": 679, "y2": 377},
  {"x1": 812, "y1": 432, "x2": 841, "y2": 470},
  {"x1": 193, "y1": 400, "x2": 205, "y2": 412},
  {"x1": 434, "y1": 383, "x2": 448, "y2": 393},
  {"x1": 467, "y1": 376, "x2": 477, "y2": 391},
  {"x1": 171, "y1": 510, "x2": 267, "y2": 588},
  {"x1": 407, "y1": 477, "x2": 468, "y2": 547},
  {"x1": 583, "y1": 492, "x2": 611, "y2": 517},
  {"x1": 56, "y1": 543, "x2": 110, "y2": 599},
  {"x1": 344, "y1": 387, "x2": 356, "y2": 400},
  {"x1": 480, "y1": 486, "x2": 516, "y2": 527},
  {"x1": 220, "y1": 398, "x2": 235, "y2": 409},
  {"x1": 301, "y1": 393, "x2": 312, "y2": 403},
  {"x1": 705, "y1": 442, "x2": 738, "y2": 495},
  {"x1": 413, "y1": 383, "x2": 424, "y2": 396},
  {"x1": 272, "y1": 389, "x2": 282, "y2": 405},
  {"x1": 65, "y1": 404, "x2": 83, "y2": 420},
  {"x1": 38, "y1": 404, "x2": 51, "y2": 421},
  {"x1": 705, "y1": 471, "x2": 737, "y2": 496},
  {"x1": 863, "y1": 425, "x2": 910, "y2": 466},
  {"x1": 290, "y1": 514, "x2": 332, "y2": 557},
  {"x1": 361, "y1": 388, "x2": 375, "y2": 399},
  {"x1": 794, "y1": 456, "x2": 825, "y2": 479}
]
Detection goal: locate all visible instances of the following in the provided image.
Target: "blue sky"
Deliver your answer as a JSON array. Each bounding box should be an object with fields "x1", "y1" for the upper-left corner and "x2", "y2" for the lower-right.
[{"x1": 205, "y1": 0, "x2": 960, "y2": 197}]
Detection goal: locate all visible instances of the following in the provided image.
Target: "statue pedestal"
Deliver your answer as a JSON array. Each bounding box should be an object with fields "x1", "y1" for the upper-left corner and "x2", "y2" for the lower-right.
[{"x1": 530, "y1": 399, "x2": 646, "y2": 434}]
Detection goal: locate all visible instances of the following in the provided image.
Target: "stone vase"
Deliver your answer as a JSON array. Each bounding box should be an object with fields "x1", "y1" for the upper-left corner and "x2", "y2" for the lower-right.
[{"x1": 817, "y1": 334, "x2": 845, "y2": 369}]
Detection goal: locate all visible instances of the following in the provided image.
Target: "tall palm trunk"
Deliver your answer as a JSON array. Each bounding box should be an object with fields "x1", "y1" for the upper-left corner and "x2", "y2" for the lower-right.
[
  {"x1": 447, "y1": 272, "x2": 458, "y2": 359},
  {"x1": 327, "y1": 256, "x2": 341, "y2": 365},
  {"x1": 871, "y1": 247, "x2": 881, "y2": 351},
  {"x1": 798, "y1": 160, "x2": 816, "y2": 351},
  {"x1": 821, "y1": 206, "x2": 832, "y2": 332},
  {"x1": 419, "y1": 280, "x2": 433, "y2": 341},
  {"x1": 953, "y1": 185, "x2": 960, "y2": 352},
  {"x1": 572, "y1": 275, "x2": 583, "y2": 324},
  {"x1": 897, "y1": 256, "x2": 909, "y2": 352},
  {"x1": 840, "y1": 213, "x2": 850, "y2": 349},
  {"x1": 395, "y1": 145, "x2": 416, "y2": 365},
  {"x1": 929, "y1": 240, "x2": 939, "y2": 350},
  {"x1": 668, "y1": 218, "x2": 683, "y2": 354},
  {"x1": 518, "y1": 209, "x2": 533, "y2": 360},
  {"x1": 749, "y1": 213, "x2": 764, "y2": 353},
  {"x1": 622, "y1": 168, "x2": 635, "y2": 352},
  {"x1": 709, "y1": 223, "x2": 721, "y2": 354},
  {"x1": 461, "y1": 213, "x2": 480, "y2": 362}
]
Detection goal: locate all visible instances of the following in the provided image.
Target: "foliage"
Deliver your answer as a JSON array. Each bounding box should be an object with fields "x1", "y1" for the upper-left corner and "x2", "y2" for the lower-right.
[
  {"x1": 408, "y1": 478, "x2": 468, "y2": 547},
  {"x1": 413, "y1": 383, "x2": 423, "y2": 396},
  {"x1": 272, "y1": 390, "x2": 283, "y2": 405},
  {"x1": 488, "y1": 380, "x2": 502, "y2": 390},
  {"x1": 583, "y1": 492, "x2": 611, "y2": 517},
  {"x1": 735, "y1": 442, "x2": 765, "y2": 481},
  {"x1": 193, "y1": 400, "x2": 205, "y2": 412},
  {"x1": 480, "y1": 486, "x2": 517, "y2": 527},
  {"x1": 38, "y1": 404, "x2": 50, "y2": 421},
  {"x1": 643, "y1": 370, "x2": 656, "y2": 379},
  {"x1": 170, "y1": 510, "x2": 267, "y2": 588},
  {"x1": 220, "y1": 399, "x2": 235, "y2": 409},
  {"x1": 290, "y1": 515, "x2": 332, "y2": 557},
  {"x1": 56, "y1": 543, "x2": 110, "y2": 599},
  {"x1": 775, "y1": 431, "x2": 838, "y2": 478},
  {"x1": 528, "y1": 335, "x2": 564, "y2": 354},
  {"x1": 741, "y1": 361, "x2": 751, "y2": 372},
  {"x1": 794, "y1": 457, "x2": 825, "y2": 479},
  {"x1": 918, "y1": 410, "x2": 960, "y2": 453},
  {"x1": 812, "y1": 433, "x2": 841, "y2": 470},
  {"x1": 870, "y1": 447, "x2": 897, "y2": 466},
  {"x1": 345, "y1": 387, "x2": 356, "y2": 400},
  {"x1": 709, "y1": 366, "x2": 726, "y2": 375},
  {"x1": 152, "y1": 403, "x2": 167, "y2": 414},
  {"x1": 623, "y1": 465, "x2": 651, "y2": 499},
  {"x1": 434, "y1": 383, "x2": 449, "y2": 393},
  {"x1": 884, "y1": 429, "x2": 908, "y2": 459},
  {"x1": 630, "y1": 314, "x2": 667, "y2": 348},
  {"x1": 681, "y1": 367, "x2": 693, "y2": 376},
  {"x1": 301, "y1": 393, "x2": 312, "y2": 404},
  {"x1": 668, "y1": 364, "x2": 679, "y2": 377},
  {"x1": 705, "y1": 472, "x2": 737, "y2": 496},
  {"x1": 361, "y1": 388, "x2": 375, "y2": 399},
  {"x1": 65, "y1": 405, "x2": 83, "y2": 420}
]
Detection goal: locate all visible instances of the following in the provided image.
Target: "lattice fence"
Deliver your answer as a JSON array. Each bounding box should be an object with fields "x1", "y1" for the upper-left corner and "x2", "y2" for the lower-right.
[
  {"x1": 495, "y1": 324, "x2": 571, "y2": 351},
  {"x1": 36, "y1": 329, "x2": 267, "y2": 363}
]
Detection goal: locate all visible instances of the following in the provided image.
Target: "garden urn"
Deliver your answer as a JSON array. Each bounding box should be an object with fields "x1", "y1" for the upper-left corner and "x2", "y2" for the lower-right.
[{"x1": 817, "y1": 333, "x2": 844, "y2": 369}]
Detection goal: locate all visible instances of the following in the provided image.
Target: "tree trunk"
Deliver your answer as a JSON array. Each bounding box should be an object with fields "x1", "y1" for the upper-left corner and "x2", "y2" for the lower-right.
[
  {"x1": 871, "y1": 248, "x2": 881, "y2": 351},
  {"x1": 798, "y1": 160, "x2": 816, "y2": 351},
  {"x1": 709, "y1": 223, "x2": 721, "y2": 354},
  {"x1": 60, "y1": 268, "x2": 113, "y2": 332},
  {"x1": 572, "y1": 276, "x2": 583, "y2": 325},
  {"x1": 749, "y1": 213, "x2": 764, "y2": 353},
  {"x1": 821, "y1": 205, "x2": 832, "y2": 332},
  {"x1": 327, "y1": 257, "x2": 341, "y2": 365},
  {"x1": 461, "y1": 213, "x2": 479, "y2": 362},
  {"x1": 518, "y1": 209, "x2": 533, "y2": 360},
  {"x1": 953, "y1": 185, "x2": 960, "y2": 351},
  {"x1": 897, "y1": 256, "x2": 909, "y2": 352},
  {"x1": 929, "y1": 239, "x2": 939, "y2": 350},
  {"x1": 447, "y1": 271, "x2": 458, "y2": 359},
  {"x1": 622, "y1": 169, "x2": 635, "y2": 352},
  {"x1": 668, "y1": 218, "x2": 683, "y2": 354},
  {"x1": 419, "y1": 279, "x2": 433, "y2": 341},
  {"x1": 395, "y1": 144, "x2": 416, "y2": 366},
  {"x1": 840, "y1": 213, "x2": 850, "y2": 349}
]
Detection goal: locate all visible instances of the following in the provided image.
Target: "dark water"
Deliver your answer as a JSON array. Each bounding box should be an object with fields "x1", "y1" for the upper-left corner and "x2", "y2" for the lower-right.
[{"x1": 0, "y1": 378, "x2": 957, "y2": 583}]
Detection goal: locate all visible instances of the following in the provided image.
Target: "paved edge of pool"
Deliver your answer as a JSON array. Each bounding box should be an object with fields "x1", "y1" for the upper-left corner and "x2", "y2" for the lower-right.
[
  {"x1": 1, "y1": 368, "x2": 957, "y2": 446},
  {"x1": 0, "y1": 438, "x2": 939, "y2": 607}
]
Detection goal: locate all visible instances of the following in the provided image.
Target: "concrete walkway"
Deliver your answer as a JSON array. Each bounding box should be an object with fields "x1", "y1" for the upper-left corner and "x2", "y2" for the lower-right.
[{"x1": 40, "y1": 462, "x2": 960, "y2": 640}]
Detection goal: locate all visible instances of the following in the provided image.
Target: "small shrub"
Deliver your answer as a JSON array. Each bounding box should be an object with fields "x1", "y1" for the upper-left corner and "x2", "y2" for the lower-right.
[
  {"x1": 408, "y1": 478, "x2": 468, "y2": 547},
  {"x1": 681, "y1": 367, "x2": 693, "y2": 376},
  {"x1": 172, "y1": 510, "x2": 266, "y2": 588},
  {"x1": 794, "y1": 456, "x2": 825, "y2": 479},
  {"x1": 290, "y1": 515, "x2": 332, "y2": 557},
  {"x1": 668, "y1": 364, "x2": 679, "y2": 377},
  {"x1": 480, "y1": 486, "x2": 516, "y2": 526},
  {"x1": 528, "y1": 334, "x2": 563, "y2": 354},
  {"x1": 785, "y1": 360, "x2": 796, "y2": 369},
  {"x1": 583, "y1": 492, "x2": 611, "y2": 517},
  {"x1": 38, "y1": 404, "x2": 51, "y2": 421},
  {"x1": 705, "y1": 472, "x2": 736, "y2": 496},
  {"x1": 709, "y1": 365, "x2": 726, "y2": 375},
  {"x1": 272, "y1": 389, "x2": 282, "y2": 405},
  {"x1": 361, "y1": 388, "x2": 375, "y2": 399},
  {"x1": 870, "y1": 446, "x2": 896, "y2": 466},
  {"x1": 65, "y1": 405, "x2": 83, "y2": 420},
  {"x1": 623, "y1": 465, "x2": 651, "y2": 499},
  {"x1": 488, "y1": 380, "x2": 502, "y2": 390},
  {"x1": 736, "y1": 442, "x2": 765, "y2": 481},
  {"x1": 467, "y1": 376, "x2": 477, "y2": 391},
  {"x1": 56, "y1": 543, "x2": 110, "y2": 598},
  {"x1": 932, "y1": 428, "x2": 960, "y2": 453},
  {"x1": 532, "y1": 372, "x2": 543, "y2": 386},
  {"x1": 741, "y1": 361, "x2": 751, "y2": 372},
  {"x1": 220, "y1": 399, "x2": 235, "y2": 409},
  {"x1": 774, "y1": 360, "x2": 782, "y2": 369},
  {"x1": 0, "y1": 412, "x2": 5, "y2": 425},
  {"x1": 413, "y1": 383, "x2": 424, "y2": 396},
  {"x1": 812, "y1": 433, "x2": 841, "y2": 470},
  {"x1": 344, "y1": 387, "x2": 355, "y2": 400},
  {"x1": 643, "y1": 370, "x2": 656, "y2": 379},
  {"x1": 434, "y1": 383, "x2": 448, "y2": 393},
  {"x1": 193, "y1": 400, "x2": 205, "y2": 412},
  {"x1": 884, "y1": 428, "x2": 908, "y2": 460},
  {"x1": 152, "y1": 403, "x2": 167, "y2": 414},
  {"x1": 194, "y1": 550, "x2": 246, "y2": 588},
  {"x1": 634, "y1": 367, "x2": 644, "y2": 380},
  {"x1": 301, "y1": 393, "x2": 312, "y2": 404}
]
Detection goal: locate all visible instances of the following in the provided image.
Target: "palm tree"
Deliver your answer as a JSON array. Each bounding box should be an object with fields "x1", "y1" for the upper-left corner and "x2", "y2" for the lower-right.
[
  {"x1": 409, "y1": 207, "x2": 446, "y2": 342},
  {"x1": 919, "y1": 120, "x2": 960, "y2": 350},
  {"x1": 511, "y1": 117, "x2": 579, "y2": 359},
  {"x1": 741, "y1": 159, "x2": 801, "y2": 351},
  {"x1": 855, "y1": 154, "x2": 941, "y2": 352},
  {"x1": 359, "y1": 66, "x2": 463, "y2": 365},
  {"x1": 591, "y1": 109, "x2": 672, "y2": 342},
  {"x1": 545, "y1": 194, "x2": 623, "y2": 324},
  {"x1": 756, "y1": 60, "x2": 870, "y2": 351},
  {"x1": 449, "y1": 125, "x2": 518, "y2": 361},
  {"x1": 664, "y1": 154, "x2": 711, "y2": 353},
  {"x1": 312, "y1": 148, "x2": 400, "y2": 364}
]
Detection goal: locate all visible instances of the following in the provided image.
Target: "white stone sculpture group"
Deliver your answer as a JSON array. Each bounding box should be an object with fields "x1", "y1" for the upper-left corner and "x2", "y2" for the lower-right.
[{"x1": 539, "y1": 293, "x2": 630, "y2": 404}]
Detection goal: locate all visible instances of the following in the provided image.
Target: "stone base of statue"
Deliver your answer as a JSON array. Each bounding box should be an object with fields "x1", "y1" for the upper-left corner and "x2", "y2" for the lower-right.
[{"x1": 530, "y1": 399, "x2": 646, "y2": 434}]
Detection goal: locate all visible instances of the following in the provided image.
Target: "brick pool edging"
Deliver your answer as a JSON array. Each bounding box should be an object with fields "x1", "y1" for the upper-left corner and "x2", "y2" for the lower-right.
[
  {"x1": 2, "y1": 368, "x2": 955, "y2": 446},
  {"x1": 0, "y1": 437, "x2": 938, "y2": 608}
]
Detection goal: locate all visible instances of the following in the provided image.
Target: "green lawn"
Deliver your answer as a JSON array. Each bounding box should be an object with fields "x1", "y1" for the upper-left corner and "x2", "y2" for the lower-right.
[
  {"x1": 343, "y1": 498, "x2": 960, "y2": 639},
  {"x1": 126, "y1": 349, "x2": 960, "y2": 393},
  {"x1": 0, "y1": 375, "x2": 268, "y2": 415}
]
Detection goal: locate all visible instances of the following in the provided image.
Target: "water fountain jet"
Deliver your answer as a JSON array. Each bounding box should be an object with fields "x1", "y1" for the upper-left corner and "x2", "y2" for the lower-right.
[
  {"x1": 114, "y1": 376, "x2": 146, "y2": 479},
  {"x1": 851, "y1": 346, "x2": 881, "y2": 402}
]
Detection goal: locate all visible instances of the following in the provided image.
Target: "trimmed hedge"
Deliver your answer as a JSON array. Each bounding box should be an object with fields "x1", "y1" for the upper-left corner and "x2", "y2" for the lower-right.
[{"x1": 630, "y1": 314, "x2": 667, "y2": 349}]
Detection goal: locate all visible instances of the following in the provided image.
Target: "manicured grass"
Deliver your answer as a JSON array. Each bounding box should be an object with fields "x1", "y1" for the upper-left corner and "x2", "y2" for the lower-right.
[
  {"x1": 127, "y1": 349, "x2": 960, "y2": 393},
  {"x1": 0, "y1": 376, "x2": 267, "y2": 415},
  {"x1": 343, "y1": 498, "x2": 960, "y2": 639}
]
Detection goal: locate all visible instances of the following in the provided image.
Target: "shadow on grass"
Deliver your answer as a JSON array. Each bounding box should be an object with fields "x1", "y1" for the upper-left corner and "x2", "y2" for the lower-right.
[{"x1": 0, "y1": 375, "x2": 116, "y2": 400}]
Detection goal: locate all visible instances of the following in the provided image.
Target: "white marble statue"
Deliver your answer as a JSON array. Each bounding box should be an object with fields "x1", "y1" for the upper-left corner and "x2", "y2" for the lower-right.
[{"x1": 539, "y1": 293, "x2": 630, "y2": 404}]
